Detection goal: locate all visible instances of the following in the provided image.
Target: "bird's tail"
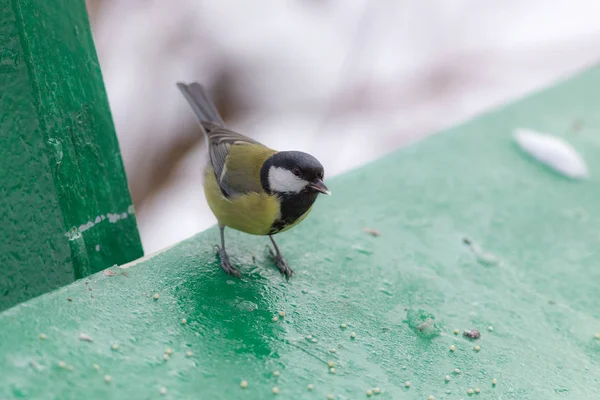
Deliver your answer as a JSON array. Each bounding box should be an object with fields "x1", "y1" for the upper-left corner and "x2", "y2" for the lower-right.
[{"x1": 176, "y1": 82, "x2": 225, "y2": 127}]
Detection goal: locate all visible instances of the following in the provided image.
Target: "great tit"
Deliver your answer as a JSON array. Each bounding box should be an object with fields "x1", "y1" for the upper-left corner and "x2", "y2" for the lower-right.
[{"x1": 177, "y1": 82, "x2": 330, "y2": 279}]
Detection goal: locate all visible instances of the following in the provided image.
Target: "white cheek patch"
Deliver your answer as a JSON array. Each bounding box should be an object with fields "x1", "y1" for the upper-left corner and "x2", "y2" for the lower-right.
[{"x1": 269, "y1": 166, "x2": 308, "y2": 193}]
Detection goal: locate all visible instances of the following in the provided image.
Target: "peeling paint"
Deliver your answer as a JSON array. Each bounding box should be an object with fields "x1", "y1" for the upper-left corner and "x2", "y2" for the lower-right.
[
  {"x1": 47, "y1": 138, "x2": 63, "y2": 165},
  {"x1": 78, "y1": 221, "x2": 95, "y2": 232},
  {"x1": 65, "y1": 206, "x2": 135, "y2": 237},
  {"x1": 65, "y1": 228, "x2": 82, "y2": 241}
]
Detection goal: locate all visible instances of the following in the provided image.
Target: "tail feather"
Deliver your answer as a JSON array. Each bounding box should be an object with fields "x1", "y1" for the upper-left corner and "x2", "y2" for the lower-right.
[{"x1": 176, "y1": 82, "x2": 225, "y2": 127}]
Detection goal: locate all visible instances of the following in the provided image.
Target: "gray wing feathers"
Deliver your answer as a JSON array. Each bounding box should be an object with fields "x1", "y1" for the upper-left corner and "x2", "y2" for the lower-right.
[
  {"x1": 207, "y1": 130, "x2": 260, "y2": 197},
  {"x1": 177, "y1": 81, "x2": 260, "y2": 197},
  {"x1": 220, "y1": 166, "x2": 263, "y2": 194}
]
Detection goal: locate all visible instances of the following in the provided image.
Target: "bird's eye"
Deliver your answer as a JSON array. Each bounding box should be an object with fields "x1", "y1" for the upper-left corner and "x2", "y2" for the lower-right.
[{"x1": 292, "y1": 168, "x2": 301, "y2": 176}]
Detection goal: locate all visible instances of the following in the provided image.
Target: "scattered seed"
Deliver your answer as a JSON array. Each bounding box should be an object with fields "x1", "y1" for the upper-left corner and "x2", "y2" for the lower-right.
[
  {"x1": 153, "y1": 293, "x2": 159, "y2": 300},
  {"x1": 329, "y1": 367, "x2": 336, "y2": 374},
  {"x1": 364, "y1": 228, "x2": 381, "y2": 237},
  {"x1": 350, "y1": 332, "x2": 356, "y2": 339},
  {"x1": 305, "y1": 335, "x2": 313, "y2": 341},
  {"x1": 186, "y1": 351, "x2": 193, "y2": 357},
  {"x1": 373, "y1": 387, "x2": 381, "y2": 394},
  {"x1": 463, "y1": 329, "x2": 481, "y2": 340},
  {"x1": 329, "y1": 348, "x2": 337, "y2": 353},
  {"x1": 366, "y1": 389, "x2": 373, "y2": 397},
  {"x1": 273, "y1": 370, "x2": 280, "y2": 377},
  {"x1": 272, "y1": 386, "x2": 280, "y2": 394},
  {"x1": 340, "y1": 323, "x2": 347, "y2": 329},
  {"x1": 307, "y1": 384, "x2": 314, "y2": 391},
  {"x1": 475, "y1": 387, "x2": 480, "y2": 394},
  {"x1": 453, "y1": 329, "x2": 459, "y2": 335},
  {"x1": 404, "y1": 381, "x2": 411, "y2": 388},
  {"x1": 474, "y1": 345, "x2": 481, "y2": 352},
  {"x1": 279, "y1": 311, "x2": 285, "y2": 317},
  {"x1": 240, "y1": 380, "x2": 248, "y2": 389},
  {"x1": 111, "y1": 343, "x2": 119, "y2": 350},
  {"x1": 272, "y1": 316, "x2": 279, "y2": 322},
  {"x1": 159, "y1": 387, "x2": 167, "y2": 396},
  {"x1": 181, "y1": 318, "x2": 187, "y2": 324},
  {"x1": 428, "y1": 396, "x2": 435, "y2": 400},
  {"x1": 79, "y1": 333, "x2": 93, "y2": 342},
  {"x1": 67, "y1": 365, "x2": 74, "y2": 371},
  {"x1": 104, "y1": 375, "x2": 112, "y2": 383},
  {"x1": 165, "y1": 347, "x2": 173, "y2": 355},
  {"x1": 492, "y1": 378, "x2": 497, "y2": 385},
  {"x1": 595, "y1": 333, "x2": 600, "y2": 340},
  {"x1": 445, "y1": 375, "x2": 451, "y2": 382},
  {"x1": 487, "y1": 326, "x2": 494, "y2": 332},
  {"x1": 163, "y1": 354, "x2": 170, "y2": 361},
  {"x1": 327, "y1": 395, "x2": 335, "y2": 400},
  {"x1": 454, "y1": 368, "x2": 461, "y2": 374},
  {"x1": 312, "y1": 338, "x2": 318, "y2": 343},
  {"x1": 58, "y1": 361, "x2": 67, "y2": 368},
  {"x1": 40, "y1": 333, "x2": 47, "y2": 340},
  {"x1": 450, "y1": 345, "x2": 456, "y2": 352},
  {"x1": 328, "y1": 361, "x2": 335, "y2": 368},
  {"x1": 467, "y1": 388, "x2": 474, "y2": 395}
]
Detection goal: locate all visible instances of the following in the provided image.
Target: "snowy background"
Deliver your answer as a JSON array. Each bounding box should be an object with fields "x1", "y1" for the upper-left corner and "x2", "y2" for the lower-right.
[{"x1": 86, "y1": 0, "x2": 600, "y2": 253}]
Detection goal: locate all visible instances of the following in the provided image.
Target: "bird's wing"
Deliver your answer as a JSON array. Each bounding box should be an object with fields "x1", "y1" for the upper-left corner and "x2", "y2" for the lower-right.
[{"x1": 206, "y1": 127, "x2": 275, "y2": 197}]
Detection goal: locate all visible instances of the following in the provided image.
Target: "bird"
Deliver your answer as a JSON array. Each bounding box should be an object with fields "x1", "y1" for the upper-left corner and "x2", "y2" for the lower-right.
[{"x1": 177, "y1": 82, "x2": 330, "y2": 279}]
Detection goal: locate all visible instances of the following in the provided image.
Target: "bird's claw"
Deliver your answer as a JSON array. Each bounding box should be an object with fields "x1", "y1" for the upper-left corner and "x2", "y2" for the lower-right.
[
  {"x1": 216, "y1": 245, "x2": 241, "y2": 278},
  {"x1": 268, "y1": 246, "x2": 294, "y2": 280}
]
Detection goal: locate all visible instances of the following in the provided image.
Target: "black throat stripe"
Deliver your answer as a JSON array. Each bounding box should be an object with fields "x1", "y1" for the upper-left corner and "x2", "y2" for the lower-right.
[{"x1": 269, "y1": 190, "x2": 318, "y2": 234}]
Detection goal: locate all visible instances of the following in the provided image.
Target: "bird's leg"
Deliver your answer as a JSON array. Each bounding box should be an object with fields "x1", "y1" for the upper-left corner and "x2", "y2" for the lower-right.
[
  {"x1": 215, "y1": 225, "x2": 240, "y2": 277},
  {"x1": 268, "y1": 235, "x2": 294, "y2": 280}
]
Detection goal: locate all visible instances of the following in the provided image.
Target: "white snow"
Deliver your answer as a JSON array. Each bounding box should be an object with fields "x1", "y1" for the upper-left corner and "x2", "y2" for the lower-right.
[{"x1": 514, "y1": 128, "x2": 589, "y2": 179}]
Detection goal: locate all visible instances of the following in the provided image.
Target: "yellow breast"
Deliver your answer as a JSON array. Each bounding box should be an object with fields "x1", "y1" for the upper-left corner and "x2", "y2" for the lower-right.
[{"x1": 203, "y1": 167, "x2": 281, "y2": 235}]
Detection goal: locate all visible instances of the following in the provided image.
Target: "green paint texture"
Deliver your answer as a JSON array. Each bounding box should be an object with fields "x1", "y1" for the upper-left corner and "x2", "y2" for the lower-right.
[
  {"x1": 0, "y1": 0, "x2": 143, "y2": 311},
  {"x1": 2, "y1": 68, "x2": 600, "y2": 399}
]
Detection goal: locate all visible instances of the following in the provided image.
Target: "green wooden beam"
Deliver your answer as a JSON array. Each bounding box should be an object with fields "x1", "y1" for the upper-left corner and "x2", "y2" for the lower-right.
[
  {"x1": 2, "y1": 67, "x2": 600, "y2": 398},
  {"x1": 0, "y1": 0, "x2": 143, "y2": 311}
]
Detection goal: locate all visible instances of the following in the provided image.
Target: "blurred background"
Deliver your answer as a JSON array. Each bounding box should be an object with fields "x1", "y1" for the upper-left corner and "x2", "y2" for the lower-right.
[{"x1": 85, "y1": 0, "x2": 600, "y2": 254}]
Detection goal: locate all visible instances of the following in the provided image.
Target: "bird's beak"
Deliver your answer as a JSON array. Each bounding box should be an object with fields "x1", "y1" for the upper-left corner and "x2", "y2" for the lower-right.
[{"x1": 309, "y1": 179, "x2": 331, "y2": 195}]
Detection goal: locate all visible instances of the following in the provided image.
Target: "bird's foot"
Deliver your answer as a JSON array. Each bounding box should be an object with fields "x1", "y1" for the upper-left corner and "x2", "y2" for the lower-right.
[
  {"x1": 268, "y1": 246, "x2": 294, "y2": 280},
  {"x1": 215, "y1": 245, "x2": 241, "y2": 277}
]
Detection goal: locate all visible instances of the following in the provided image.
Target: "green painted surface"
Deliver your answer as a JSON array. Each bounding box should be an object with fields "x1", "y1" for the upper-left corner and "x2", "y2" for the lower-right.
[
  {"x1": 0, "y1": 0, "x2": 143, "y2": 311},
  {"x1": 2, "y1": 68, "x2": 600, "y2": 399}
]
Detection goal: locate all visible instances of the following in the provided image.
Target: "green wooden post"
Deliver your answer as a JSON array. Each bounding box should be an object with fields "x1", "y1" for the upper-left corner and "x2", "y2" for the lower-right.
[
  {"x1": 0, "y1": 0, "x2": 143, "y2": 311},
  {"x1": 1, "y1": 68, "x2": 599, "y2": 398}
]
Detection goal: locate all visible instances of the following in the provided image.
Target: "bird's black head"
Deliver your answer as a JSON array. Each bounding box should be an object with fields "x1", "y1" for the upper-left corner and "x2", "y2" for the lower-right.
[{"x1": 260, "y1": 151, "x2": 330, "y2": 196}]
